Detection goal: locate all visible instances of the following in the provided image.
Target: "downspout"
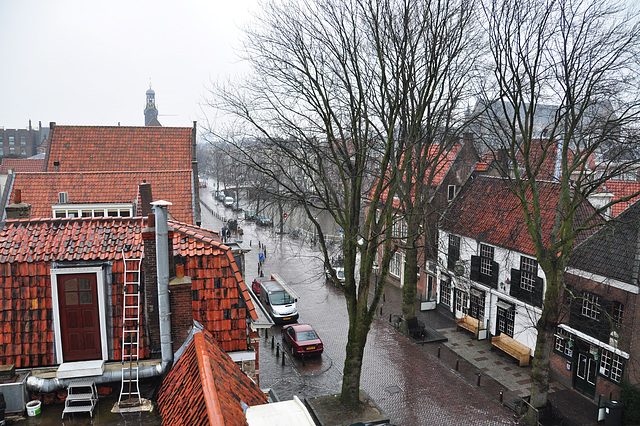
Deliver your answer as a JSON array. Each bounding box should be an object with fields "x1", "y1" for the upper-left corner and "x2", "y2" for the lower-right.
[
  {"x1": 27, "y1": 203, "x2": 175, "y2": 393},
  {"x1": 152, "y1": 200, "x2": 174, "y2": 366}
]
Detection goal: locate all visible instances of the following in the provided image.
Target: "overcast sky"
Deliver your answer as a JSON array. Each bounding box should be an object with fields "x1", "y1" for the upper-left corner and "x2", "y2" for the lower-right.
[{"x1": 0, "y1": 0, "x2": 258, "y2": 131}]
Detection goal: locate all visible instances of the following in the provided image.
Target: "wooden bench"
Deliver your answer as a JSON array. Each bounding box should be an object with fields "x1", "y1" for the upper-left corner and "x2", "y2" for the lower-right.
[
  {"x1": 491, "y1": 333, "x2": 531, "y2": 366},
  {"x1": 456, "y1": 314, "x2": 480, "y2": 336}
]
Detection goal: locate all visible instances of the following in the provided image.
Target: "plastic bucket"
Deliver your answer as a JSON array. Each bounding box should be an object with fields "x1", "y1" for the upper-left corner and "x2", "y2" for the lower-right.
[{"x1": 26, "y1": 400, "x2": 41, "y2": 417}]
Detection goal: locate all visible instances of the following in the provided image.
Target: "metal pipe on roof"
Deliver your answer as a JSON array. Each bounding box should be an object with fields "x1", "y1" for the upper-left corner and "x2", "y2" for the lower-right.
[
  {"x1": 26, "y1": 362, "x2": 170, "y2": 393},
  {"x1": 152, "y1": 200, "x2": 174, "y2": 366}
]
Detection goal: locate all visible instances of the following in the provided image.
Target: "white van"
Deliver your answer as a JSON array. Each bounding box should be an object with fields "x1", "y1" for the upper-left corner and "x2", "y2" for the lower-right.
[
  {"x1": 224, "y1": 196, "x2": 235, "y2": 207},
  {"x1": 258, "y1": 273, "x2": 299, "y2": 324}
]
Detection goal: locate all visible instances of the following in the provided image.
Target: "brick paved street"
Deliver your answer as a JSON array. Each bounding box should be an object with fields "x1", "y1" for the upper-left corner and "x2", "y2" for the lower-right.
[{"x1": 201, "y1": 192, "x2": 517, "y2": 425}]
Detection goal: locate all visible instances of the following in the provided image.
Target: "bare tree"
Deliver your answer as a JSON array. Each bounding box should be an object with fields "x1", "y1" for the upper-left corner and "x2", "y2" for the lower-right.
[
  {"x1": 478, "y1": 0, "x2": 640, "y2": 419},
  {"x1": 204, "y1": 0, "x2": 417, "y2": 407},
  {"x1": 383, "y1": 0, "x2": 480, "y2": 324}
]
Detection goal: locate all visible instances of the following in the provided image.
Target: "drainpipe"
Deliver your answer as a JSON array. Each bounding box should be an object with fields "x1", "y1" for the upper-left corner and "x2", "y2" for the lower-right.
[{"x1": 152, "y1": 200, "x2": 174, "y2": 366}]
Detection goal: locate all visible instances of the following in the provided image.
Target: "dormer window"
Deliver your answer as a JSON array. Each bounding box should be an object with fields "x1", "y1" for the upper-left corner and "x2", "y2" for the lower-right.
[{"x1": 448, "y1": 185, "x2": 457, "y2": 201}]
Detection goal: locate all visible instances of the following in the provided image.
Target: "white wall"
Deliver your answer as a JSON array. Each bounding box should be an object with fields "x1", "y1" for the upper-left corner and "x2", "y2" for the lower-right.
[{"x1": 436, "y1": 229, "x2": 546, "y2": 353}]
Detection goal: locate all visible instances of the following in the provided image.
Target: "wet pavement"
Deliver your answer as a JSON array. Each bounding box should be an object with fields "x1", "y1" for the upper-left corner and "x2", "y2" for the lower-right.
[{"x1": 201, "y1": 187, "x2": 517, "y2": 425}]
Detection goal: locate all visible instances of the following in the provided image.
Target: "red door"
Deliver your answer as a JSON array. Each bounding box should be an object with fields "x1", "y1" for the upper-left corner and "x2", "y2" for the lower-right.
[{"x1": 58, "y1": 274, "x2": 102, "y2": 361}]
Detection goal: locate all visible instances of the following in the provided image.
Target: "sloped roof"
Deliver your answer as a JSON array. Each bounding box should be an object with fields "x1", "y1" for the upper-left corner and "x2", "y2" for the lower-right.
[
  {"x1": 601, "y1": 180, "x2": 640, "y2": 218},
  {"x1": 0, "y1": 217, "x2": 256, "y2": 320},
  {"x1": 569, "y1": 199, "x2": 640, "y2": 286},
  {"x1": 0, "y1": 216, "x2": 258, "y2": 368},
  {"x1": 158, "y1": 329, "x2": 267, "y2": 426},
  {"x1": 0, "y1": 158, "x2": 45, "y2": 173},
  {"x1": 441, "y1": 175, "x2": 599, "y2": 255},
  {"x1": 44, "y1": 125, "x2": 193, "y2": 172},
  {"x1": 379, "y1": 143, "x2": 464, "y2": 209},
  {"x1": 10, "y1": 171, "x2": 194, "y2": 223}
]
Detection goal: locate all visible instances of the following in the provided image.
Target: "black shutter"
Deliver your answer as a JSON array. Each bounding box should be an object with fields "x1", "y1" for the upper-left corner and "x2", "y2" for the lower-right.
[
  {"x1": 509, "y1": 269, "x2": 521, "y2": 298},
  {"x1": 490, "y1": 261, "x2": 499, "y2": 288},
  {"x1": 447, "y1": 245, "x2": 456, "y2": 270},
  {"x1": 470, "y1": 256, "x2": 480, "y2": 281},
  {"x1": 533, "y1": 276, "x2": 544, "y2": 308}
]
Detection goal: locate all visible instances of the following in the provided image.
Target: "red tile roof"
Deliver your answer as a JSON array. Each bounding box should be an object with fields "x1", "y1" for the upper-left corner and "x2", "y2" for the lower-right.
[
  {"x1": 0, "y1": 217, "x2": 257, "y2": 368},
  {"x1": 379, "y1": 144, "x2": 463, "y2": 208},
  {"x1": 158, "y1": 329, "x2": 267, "y2": 426},
  {"x1": 0, "y1": 158, "x2": 45, "y2": 173},
  {"x1": 10, "y1": 171, "x2": 194, "y2": 223},
  {"x1": 601, "y1": 180, "x2": 640, "y2": 217},
  {"x1": 442, "y1": 175, "x2": 600, "y2": 255},
  {"x1": 44, "y1": 125, "x2": 193, "y2": 172}
]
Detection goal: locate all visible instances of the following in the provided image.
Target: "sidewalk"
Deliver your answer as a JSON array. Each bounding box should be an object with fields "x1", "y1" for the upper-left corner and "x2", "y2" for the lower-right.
[{"x1": 377, "y1": 283, "x2": 600, "y2": 426}]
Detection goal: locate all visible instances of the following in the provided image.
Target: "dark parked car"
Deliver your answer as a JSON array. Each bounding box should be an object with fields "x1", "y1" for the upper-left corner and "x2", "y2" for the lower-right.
[
  {"x1": 244, "y1": 209, "x2": 257, "y2": 221},
  {"x1": 281, "y1": 323, "x2": 324, "y2": 357},
  {"x1": 256, "y1": 215, "x2": 272, "y2": 226}
]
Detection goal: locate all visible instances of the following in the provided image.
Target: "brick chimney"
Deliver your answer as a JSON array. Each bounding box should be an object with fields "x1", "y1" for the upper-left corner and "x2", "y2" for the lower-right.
[
  {"x1": 141, "y1": 211, "x2": 176, "y2": 356},
  {"x1": 139, "y1": 181, "x2": 153, "y2": 216},
  {"x1": 6, "y1": 189, "x2": 31, "y2": 219}
]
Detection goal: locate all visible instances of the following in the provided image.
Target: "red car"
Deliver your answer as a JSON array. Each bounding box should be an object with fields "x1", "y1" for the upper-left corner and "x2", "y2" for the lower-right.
[
  {"x1": 281, "y1": 323, "x2": 323, "y2": 357},
  {"x1": 251, "y1": 276, "x2": 271, "y2": 296}
]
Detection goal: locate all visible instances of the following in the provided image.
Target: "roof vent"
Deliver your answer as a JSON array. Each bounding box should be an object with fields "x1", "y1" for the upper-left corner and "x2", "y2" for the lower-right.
[{"x1": 58, "y1": 192, "x2": 69, "y2": 204}]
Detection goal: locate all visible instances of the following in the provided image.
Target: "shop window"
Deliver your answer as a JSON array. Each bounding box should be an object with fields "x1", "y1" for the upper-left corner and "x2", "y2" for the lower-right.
[
  {"x1": 496, "y1": 302, "x2": 514, "y2": 337},
  {"x1": 440, "y1": 276, "x2": 451, "y2": 307},
  {"x1": 599, "y1": 349, "x2": 624, "y2": 383},
  {"x1": 390, "y1": 251, "x2": 402, "y2": 278},
  {"x1": 553, "y1": 327, "x2": 574, "y2": 358}
]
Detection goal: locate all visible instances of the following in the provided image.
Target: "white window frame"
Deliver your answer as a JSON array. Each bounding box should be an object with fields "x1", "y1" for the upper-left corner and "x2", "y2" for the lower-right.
[
  {"x1": 390, "y1": 251, "x2": 402, "y2": 278},
  {"x1": 582, "y1": 292, "x2": 601, "y2": 320},
  {"x1": 51, "y1": 266, "x2": 109, "y2": 364},
  {"x1": 53, "y1": 203, "x2": 134, "y2": 218},
  {"x1": 479, "y1": 243, "x2": 494, "y2": 277}
]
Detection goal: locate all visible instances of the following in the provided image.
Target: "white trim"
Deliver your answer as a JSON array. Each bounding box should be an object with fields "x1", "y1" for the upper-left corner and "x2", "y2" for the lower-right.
[
  {"x1": 566, "y1": 267, "x2": 639, "y2": 294},
  {"x1": 559, "y1": 324, "x2": 630, "y2": 359},
  {"x1": 228, "y1": 351, "x2": 257, "y2": 362},
  {"x1": 51, "y1": 267, "x2": 109, "y2": 364}
]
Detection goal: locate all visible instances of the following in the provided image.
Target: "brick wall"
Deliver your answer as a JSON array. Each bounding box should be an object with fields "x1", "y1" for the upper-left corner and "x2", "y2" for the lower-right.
[
  {"x1": 170, "y1": 281, "x2": 193, "y2": 348},
  {"x1": 142, "y1": 227, "x2": 160, "y2": 355}
]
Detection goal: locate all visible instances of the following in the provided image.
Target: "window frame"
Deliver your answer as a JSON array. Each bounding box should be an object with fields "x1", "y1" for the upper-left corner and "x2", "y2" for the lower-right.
[{"x1": 447, "y1": 234, "x2": 460, "y2": 270}]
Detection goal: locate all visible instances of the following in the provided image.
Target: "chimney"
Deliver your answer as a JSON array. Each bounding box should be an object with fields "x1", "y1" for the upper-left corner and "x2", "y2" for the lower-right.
[
  {"x1": 6, "y1": 189, "x2": 31, "y2": 219},
  {"x1": 54, "y1": 161, "x2": 60, "y2": 172},
  {"x1": 139, "y1": 181, "x2": 153, "y2": 216}
]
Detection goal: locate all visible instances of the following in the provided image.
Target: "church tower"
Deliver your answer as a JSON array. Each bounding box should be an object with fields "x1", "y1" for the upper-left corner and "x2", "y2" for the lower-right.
[{"x1": 144, "y1": 83, "x2": 160, "y2": 126}]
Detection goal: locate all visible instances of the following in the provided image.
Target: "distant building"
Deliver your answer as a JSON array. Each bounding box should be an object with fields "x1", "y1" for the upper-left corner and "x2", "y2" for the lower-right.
[
  {"x1": 144, "y1": 84, "x2": 161, "y2": 126},
  {"x1": 0, "y1": 120, "x2": 49, "y2": 159}
]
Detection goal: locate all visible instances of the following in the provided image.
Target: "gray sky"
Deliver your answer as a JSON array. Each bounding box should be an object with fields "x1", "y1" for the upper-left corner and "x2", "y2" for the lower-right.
[{"x1": 0, "y1": 0, "x2": 257, "y2": 130}]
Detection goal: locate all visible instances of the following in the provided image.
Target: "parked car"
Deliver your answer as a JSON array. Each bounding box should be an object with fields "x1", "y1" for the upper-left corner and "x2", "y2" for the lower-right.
[
  {"x1": 224, "y1": 196, "x2": 235, "y2": 207},
  {"x1": 215, "y1": 191, "x2": 226, "y2": 202},
  {"x1": 199, "y1": 180, "x2": 207, "y2": 188},
  {"x1": 256, "y1": 215, "x2": 272, "y2": 226},
  {"x1": 232, "y1": 201, "x2": 243, "y2": 211},
  {"x1": 251, "y1": 276, "x2": 271, "y2": 296},
  {"x1": 325, "y1": 266, "x2": 345, "y2": 285},
  {"x1": 281, "y1": 323, "x2": 323, "y2": 357},
  {"x1": 244, "y1": 209, "x2": 257, "y2": 221}
]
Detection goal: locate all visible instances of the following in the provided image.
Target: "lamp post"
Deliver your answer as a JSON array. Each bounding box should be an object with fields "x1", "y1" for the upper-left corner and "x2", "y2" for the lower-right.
[{"x1": 373, "y1": 262, "x2": 380, "y2": 288}]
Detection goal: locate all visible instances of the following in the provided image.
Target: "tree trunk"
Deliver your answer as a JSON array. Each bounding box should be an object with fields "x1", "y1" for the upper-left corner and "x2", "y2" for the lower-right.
[
  {"x1": 526, "y1": 267, "x2": 561, "y2": 424},
  {"x1": 340, "y1": 309, "x2": 370, "y2": 406},
  {"x1": 402, "y1": 244, "x2": 418, "y2": 322}
]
